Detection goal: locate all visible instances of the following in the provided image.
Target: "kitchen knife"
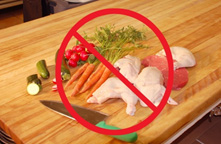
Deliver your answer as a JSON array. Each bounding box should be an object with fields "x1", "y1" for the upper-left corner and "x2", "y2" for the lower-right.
[{"x1": 40, "y1": 100, "x2": 137, "y2": 142}]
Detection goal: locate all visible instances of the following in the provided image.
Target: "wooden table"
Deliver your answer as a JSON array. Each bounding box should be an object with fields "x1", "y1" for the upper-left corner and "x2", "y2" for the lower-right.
[{"x1": 0, "y1": 0, "x2": 220, "y2": 143}]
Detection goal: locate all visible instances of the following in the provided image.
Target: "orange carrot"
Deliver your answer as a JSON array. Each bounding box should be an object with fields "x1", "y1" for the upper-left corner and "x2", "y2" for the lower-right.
[
  {"x1": 80, "y1": 63, "x2": 105, "y2": 93},
  {"x1": 64, "y1": 63, "x2": 89, "y2": 90},
  {"x1": 71, "y1": 64, "x2": 95, "y2": 96},
  {"x1": 87, "y1": 63, "x2": 103, "y2": 82},
  {"x1": 86, "y1": 67, "x2": 111, "y2": 99}
]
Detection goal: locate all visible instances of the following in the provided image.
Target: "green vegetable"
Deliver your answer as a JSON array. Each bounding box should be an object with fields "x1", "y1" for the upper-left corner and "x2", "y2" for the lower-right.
[
  {"x1": 77, "y1": 60, "x2": 87, "y2": 66},
  {"x1": 87, "y1": 54, "x2": 96, "y2": 63},
  {"x1": 36, "y1": 60, "x2": 50, "y2": 79},
  {"x1": 26, "y1": 74, "x2": 42, "y2": 95},
  {"x1": 55, "y1": 50, "x2": 71, "y2": 81},
  {"x1": 84, "y1": 25, "x2": 149, "y2": 64},
  {"x1": 27, "y1": 74, "x2": 38, "y2": 83}
]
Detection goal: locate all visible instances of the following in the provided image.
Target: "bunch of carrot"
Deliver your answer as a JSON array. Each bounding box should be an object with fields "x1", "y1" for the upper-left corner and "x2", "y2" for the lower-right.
[
  {"x1": 64, "y1": 25, "x2": 148, "y2": 99},
  {"x1": 64, "y1": 62, "x2": 111, "y2": 98}
]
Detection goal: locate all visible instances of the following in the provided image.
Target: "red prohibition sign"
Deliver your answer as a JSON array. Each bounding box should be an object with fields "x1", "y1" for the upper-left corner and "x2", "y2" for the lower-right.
[{"x1": 56, "y1": 8, "x2": 174, "y2": 135}]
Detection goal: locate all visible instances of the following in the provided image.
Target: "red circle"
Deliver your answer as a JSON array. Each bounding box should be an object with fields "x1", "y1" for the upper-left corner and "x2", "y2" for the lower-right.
[{"x1": 56, "y1": 8, "x2": 174, "y2": 135}]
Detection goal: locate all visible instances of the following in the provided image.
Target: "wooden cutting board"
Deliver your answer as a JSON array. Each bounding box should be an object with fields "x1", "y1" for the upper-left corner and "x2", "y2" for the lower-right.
[{"x1": 0, "y1": 0, "x2": 220, "y2": 143}]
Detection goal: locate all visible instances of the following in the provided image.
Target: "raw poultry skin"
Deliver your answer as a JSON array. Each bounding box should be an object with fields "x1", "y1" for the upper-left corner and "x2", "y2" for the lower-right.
[
  {"x1": 113, "y1": 55, "x2": 141, "y2": 83},
  {"x1": 87, "y1": 47, "x2": 196, "y2": 115},
  {"x1": 87, "y1": 77, "x2": 138, "y2": 116},
  {"x1": 156, "y1": 46, "x2": 196, "y2": 70},
  {"x1": 87, "y1": 63, "x2": 177, "y2": 115},
  {"x1": 88, "y1": 55, "x2": 140, "y2": 115},
  {"x1": 135, "y1": 67, "x2": 177, "y2": 107}
]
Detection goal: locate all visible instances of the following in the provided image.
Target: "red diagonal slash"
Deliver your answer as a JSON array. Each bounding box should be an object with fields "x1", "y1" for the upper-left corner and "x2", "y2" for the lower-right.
[{"x1": 56, "y1": 8, "x2": 173, "y2": 135}]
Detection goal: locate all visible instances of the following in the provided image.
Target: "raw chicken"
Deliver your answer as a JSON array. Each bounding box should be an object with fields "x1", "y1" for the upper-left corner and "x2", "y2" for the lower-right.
[
  {"x1": 87, "y1": 77, "x2": 138, "y2": 116},
  {"x1": 135, "y1": 67, "x2": 178, "y2": 107},
  {"x1": 87, "y1": 67, "x2": 178, "y2": 116},
  {"x1": 114, "y1": 55, "x2": 141, "y2": 83},
  {"x1": 137, "y1": 84, "x2": 166, "y2": 107},
  {"x1": 88, "y1": 55, "x2": 141, "y2": 116},
  {"x1": 156, "y1": 46, "x2": 196, "y2": 69},
  {"x1": 134, "y1": 66, "x2": 164, "y2": 86}
]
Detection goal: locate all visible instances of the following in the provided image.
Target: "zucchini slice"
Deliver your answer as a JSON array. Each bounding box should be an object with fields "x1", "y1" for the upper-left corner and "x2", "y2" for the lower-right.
[
  {"x1": 27, "y1": 83, "x2": 41, "y2": 95},
  {"x1": 26, "y1": 74, "x2": 42, "y2": 95}
]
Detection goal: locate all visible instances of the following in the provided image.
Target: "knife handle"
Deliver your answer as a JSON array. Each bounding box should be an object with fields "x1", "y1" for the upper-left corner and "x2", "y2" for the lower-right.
[{"x1": 96, "y1": 121, "x2": 138, "y2": 143}]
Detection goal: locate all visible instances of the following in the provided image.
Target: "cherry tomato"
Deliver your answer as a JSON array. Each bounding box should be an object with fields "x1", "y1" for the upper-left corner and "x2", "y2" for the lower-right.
[
  {"x1": 70, "y1": 53, "x2": 80, "y2": 62},
  {"x1": 68, "y1": 59, "x2": 77, "y2": 67},
  {"x1": 65, "y1": 49, "x2": 74, "y2": 60},
  {"x1": 80, "y1": 51, "x2": 89, "y2": 61},
  {"x1": 72, "y1": 45, "x2": 85, "y2": 53}
]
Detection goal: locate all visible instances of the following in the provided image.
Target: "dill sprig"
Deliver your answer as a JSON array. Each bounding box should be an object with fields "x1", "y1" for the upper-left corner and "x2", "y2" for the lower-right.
[{"x1": 84, "y1": 25, "x2": 149, "y2": 63}]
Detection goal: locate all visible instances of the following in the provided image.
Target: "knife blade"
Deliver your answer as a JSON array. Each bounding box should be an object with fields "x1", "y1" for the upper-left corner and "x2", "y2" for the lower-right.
[{"x1": 40, "y1": 100, "x2": 137, "y2": 142}]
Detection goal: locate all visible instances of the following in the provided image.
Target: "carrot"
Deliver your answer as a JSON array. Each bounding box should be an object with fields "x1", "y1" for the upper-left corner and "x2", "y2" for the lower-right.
[
  {"x1": 86, "y1": 67, "x2": 111, "y2": 99},
  {"x1": 87, "y1": 63, "x2": 103, "y2": 82},
  {"x1": 80, "y1": 63, "x2": 105, "y2": 93},
  {"x1": 71, "y1": 64, "x2": 95, "y2": 96},
  {"x1": 64, "y1": 63, "x2": 89, "y2": 90}
]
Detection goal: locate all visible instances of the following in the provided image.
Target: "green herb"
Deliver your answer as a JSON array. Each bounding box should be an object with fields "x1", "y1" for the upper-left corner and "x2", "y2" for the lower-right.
[{"x1": 83, "y1": 25, "x2": 149, "y2": 63}]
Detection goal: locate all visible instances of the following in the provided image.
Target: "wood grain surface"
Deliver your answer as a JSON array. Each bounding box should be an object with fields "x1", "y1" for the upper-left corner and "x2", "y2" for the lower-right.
[{"x1": 0, "y1": 0, "x2": 220, "y2": 143}]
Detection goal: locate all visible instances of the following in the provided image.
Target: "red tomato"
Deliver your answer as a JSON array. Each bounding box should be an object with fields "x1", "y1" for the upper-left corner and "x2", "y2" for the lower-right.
[
  {"x1": 72, "y1": 45, "x2": 85, "y2": 53},
  {"x1": 70, "y1": 53, "x2": 80, "y2": 62},
  {"x1": 80, "y1": 51, "x2": 89, "y2": 61},
  {"x1": 65, "y1": 49, "x2": 74, "y2": 60},
  {"x1": 68, "y1": 59, "x2": 77, "y2": 67}
]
